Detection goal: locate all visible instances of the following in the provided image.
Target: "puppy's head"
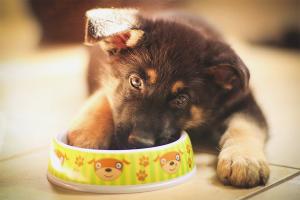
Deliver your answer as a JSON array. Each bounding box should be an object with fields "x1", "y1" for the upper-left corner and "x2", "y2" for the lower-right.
[{"x1": 85, "y1": 9, "x2": 250, "y2": 149}]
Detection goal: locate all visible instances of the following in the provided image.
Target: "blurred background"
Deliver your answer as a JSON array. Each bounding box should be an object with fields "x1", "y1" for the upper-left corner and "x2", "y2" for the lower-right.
[
  {"x1": 0, "y1": 1, "x2": 300, "y2": 199},
  {"x1": 0, "y1": 0, "x2": 299, "y2": 168}
]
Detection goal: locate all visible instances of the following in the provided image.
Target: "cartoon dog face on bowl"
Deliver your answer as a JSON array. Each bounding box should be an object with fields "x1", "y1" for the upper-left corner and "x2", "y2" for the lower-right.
[
  {"x1": 54, "y1": 149, "x2": 69, "y2": 166},
  {"x1": 154, "y1": 150, "x2": 183, "y2": 174},
  {"x1": 88, "y1": 158, "x2": 130, "y2": 181}
]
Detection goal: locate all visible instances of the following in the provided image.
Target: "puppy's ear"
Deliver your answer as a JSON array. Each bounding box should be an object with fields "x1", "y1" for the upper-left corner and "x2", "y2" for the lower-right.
[
  {"x1": 204, "y1": 42, "x2": 250, "y2": 93},
  {"x1": 85, "y1": 8, "x2": 145, "y2": 53}
]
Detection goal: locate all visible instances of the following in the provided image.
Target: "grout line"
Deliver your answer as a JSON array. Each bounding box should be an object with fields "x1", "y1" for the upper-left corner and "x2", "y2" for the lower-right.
[
  {"x1": 194, "y1": 150, "x2": 300, "y2": 170},
  {"x1": 193, "y1": 149, "x2": 218, "y2": 155},
  {"x1": 237, "y1": 170, "x2": 300, "y2": 200},
  {"x1": 267, "y1": 163, "x2": 300, "y2": 170},
  {"x1": 0, "y1": 145, "x2": 50, "y2": 163}
]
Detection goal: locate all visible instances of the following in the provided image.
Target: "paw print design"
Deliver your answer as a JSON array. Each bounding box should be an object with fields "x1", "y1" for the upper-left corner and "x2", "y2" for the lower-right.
[
  {"x1": 187, "y1": 157, "x2": 192, "y2": 168},
  {"x1": 73, "y1": 168, "x2": 80, "y2": 179},
  {"x1": 75, "y1": 155, "x2": 84, "y2": 167},
  {"x1": 136, "y1": 170, "x2": 148, "y2": 181},
  {"x1": 139, "y1": 156, "x2": 149, "y2": 167},
  {"x1": 186, "y1": 144, "x2": 191, "y2": 154}
]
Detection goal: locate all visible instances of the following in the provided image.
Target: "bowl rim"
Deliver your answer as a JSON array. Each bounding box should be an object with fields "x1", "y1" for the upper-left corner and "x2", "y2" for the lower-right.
[
  {"x1": 55, "y1": 131, "x2": 187, "y2": 153},
  {"x1": 47, "y1": 166, "x2": 197, "y2": 193}
]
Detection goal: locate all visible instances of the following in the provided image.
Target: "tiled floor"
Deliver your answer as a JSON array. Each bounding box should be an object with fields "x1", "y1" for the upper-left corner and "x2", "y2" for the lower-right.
[{"x1": 0, "y1": 39, "x2": 299, "y2": 199}]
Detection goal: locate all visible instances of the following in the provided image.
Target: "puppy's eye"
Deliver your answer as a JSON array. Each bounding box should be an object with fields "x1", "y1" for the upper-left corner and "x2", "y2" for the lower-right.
[
  {"x1": 175, "y1": 95, "x2": 188, "y2": 106},
  {"x1": 60, "y1": 156, "x2": 64, "y2": 163},
  {"x1": 96, "y1": 163, "x2": 101, "y2": 168},
  {"x1": 161, "y1": 158, "x2": 166, "y2": 164},
  {"x1": 175, "y1": 154, "x2": 180, "y2": 161},
  {"x1": 130, "y1": 76, "x2": 143, "y2": 89},
  {"x1": 115, "y1": 162, "x2": 122, "y2": 169}
]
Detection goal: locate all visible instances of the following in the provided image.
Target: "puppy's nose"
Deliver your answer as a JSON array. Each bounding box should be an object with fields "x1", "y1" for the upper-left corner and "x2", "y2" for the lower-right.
[
  {"x1": 170, "y1": 161, "x2": 174, "y2": 166},
  {"x1": 128, "y1": 135, "x2": 155, "y2": 149},
  {"x1": 105, "y1": 168, "x2": 112, "y2": 172}
]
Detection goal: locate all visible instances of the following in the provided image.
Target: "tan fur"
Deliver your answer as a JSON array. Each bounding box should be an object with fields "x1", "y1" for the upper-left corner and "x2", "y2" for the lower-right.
[
  {"x1": 220, "y1": 76, "x2": 238, "y2": 90},
  {"x1": 99, "y1": 39, "x2": 115, "y2": 52},
  {"x1": 171, "y1": 81, "x2": 184, "y2": 94},
  {"x1": 222, "y1": 83, "x2": 233, "y2": 90},
  {"x1": 126, "y1": 30, "x2": 144, "y2": 48},
  {"x1": 147, "y1": 69, "x2": 158, "y2": 84},
  {"x1": 102, "y1": 76, "x2": 120, "y2": 110},
  {"x1": 98, "y1": 30, "x2": 144, "y2": 52},
  {"x1": 185, "y1": 106, "x2": 205, "y2": 129},
  {"x1": 217, "y1": 113, "x2": 269, "y2": 187},
  {"x1": 67, "y1": 90, "x2": 114, "y2": 149}
]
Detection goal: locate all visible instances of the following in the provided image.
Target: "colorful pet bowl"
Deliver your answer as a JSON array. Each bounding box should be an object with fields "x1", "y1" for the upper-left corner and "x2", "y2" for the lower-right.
[{"x1": 47, "y1": 131, "x2": 196, "y2": 193}]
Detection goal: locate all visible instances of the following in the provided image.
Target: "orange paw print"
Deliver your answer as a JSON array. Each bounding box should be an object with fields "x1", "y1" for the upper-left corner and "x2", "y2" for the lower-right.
[
  {"x1": 73, "y1": 168, "x2": 80, "y2": 179},
  {"x1": 136, "y1": 170, "x2": 148, "y2": 181},
  {"x1": 75, "y1": 155, "x2": 84, "y2": 167},
  {"x1": 139, "y1": 156, "x2": 149, "y2": 167},
  {"x1": 186, "y1": 144, "x2": 191, "y2": 154},
  {"x1": 187, "y1": 157, "x2": 192, "y2": 168}
]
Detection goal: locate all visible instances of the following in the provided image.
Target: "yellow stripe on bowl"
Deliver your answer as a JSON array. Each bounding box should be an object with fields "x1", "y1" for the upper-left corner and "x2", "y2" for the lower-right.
[{"x1": 130, "y1": 152, "x2": 137, "y2": 185}]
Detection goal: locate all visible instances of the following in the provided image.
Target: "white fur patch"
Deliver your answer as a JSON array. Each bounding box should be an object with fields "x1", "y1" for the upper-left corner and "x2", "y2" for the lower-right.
[{"x1": 86, "y1": 8, "x2": 139, "y2": 39}]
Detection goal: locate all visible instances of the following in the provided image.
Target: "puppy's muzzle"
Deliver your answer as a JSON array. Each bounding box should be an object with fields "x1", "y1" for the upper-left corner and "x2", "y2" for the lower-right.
[{"x1": 128, "y1": 132, "x2": 155, "y2": 149}]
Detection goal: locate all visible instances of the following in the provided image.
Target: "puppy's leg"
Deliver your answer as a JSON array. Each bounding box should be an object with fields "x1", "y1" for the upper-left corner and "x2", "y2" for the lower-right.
[
  {"x1": 67, "y1": 89, "x2": 114, "y2": 149},
  {"x1": 217, "y1": 113, "x2": 270, "y2": 187}
]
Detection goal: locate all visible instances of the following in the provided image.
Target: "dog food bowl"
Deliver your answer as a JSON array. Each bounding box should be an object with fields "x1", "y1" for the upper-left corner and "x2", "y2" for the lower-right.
[{"x1": 47, "y1": 131, "x2": 196, "y2": 193}]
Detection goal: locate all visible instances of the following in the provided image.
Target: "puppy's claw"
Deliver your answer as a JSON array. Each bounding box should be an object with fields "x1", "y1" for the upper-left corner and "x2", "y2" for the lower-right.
[
  {"x1": 224, "y1": 176, "x2": 229, "y2": 186},
  {"x1": 240, "y1": 182, "x2": 244, "y2": 188},
  {"x1": 261, "y1": 177, "x2": 267, "y2": 186}
]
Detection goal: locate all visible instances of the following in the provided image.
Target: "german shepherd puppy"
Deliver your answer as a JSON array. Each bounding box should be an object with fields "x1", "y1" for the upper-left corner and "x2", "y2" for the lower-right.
[{"x1": 67, "y1": 9, "x2": 270, "y2": 188}]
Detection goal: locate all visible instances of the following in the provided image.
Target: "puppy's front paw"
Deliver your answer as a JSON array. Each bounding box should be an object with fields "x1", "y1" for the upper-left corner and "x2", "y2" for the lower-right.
[
  {"x1": 67, "y1": 129, "x2": 103, "y2": 149},
  {"x1": 217, "y1": 145, "x2": 270, "y2": 188}
]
